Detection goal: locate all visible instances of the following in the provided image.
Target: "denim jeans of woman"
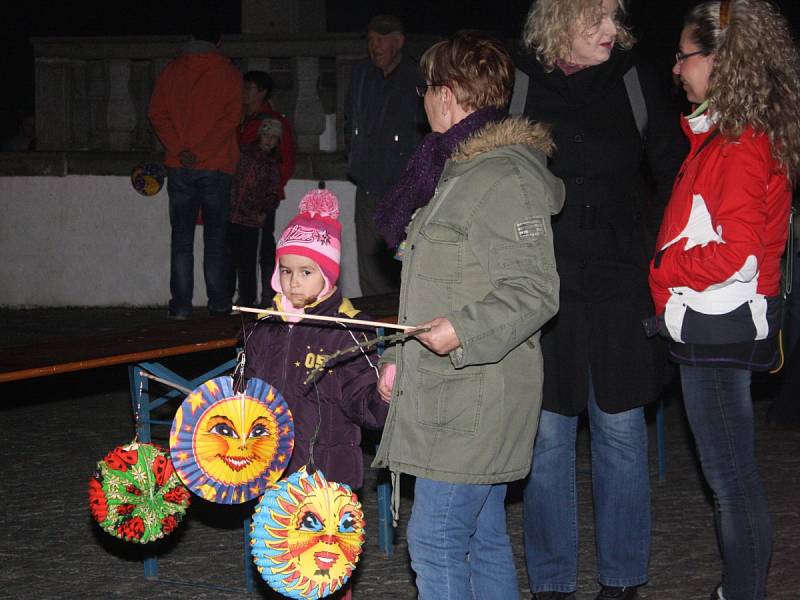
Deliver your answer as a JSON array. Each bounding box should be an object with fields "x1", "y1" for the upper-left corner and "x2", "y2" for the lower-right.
[
  {"x1": 407, "y1": 477, "x2": 520, "y2": 600},
  {"x1": 680, "y1": 365, "x2": 772, "y2": 600},
  {"x1": 523, "y1": 373, "x2": 650, "y2": 593}
]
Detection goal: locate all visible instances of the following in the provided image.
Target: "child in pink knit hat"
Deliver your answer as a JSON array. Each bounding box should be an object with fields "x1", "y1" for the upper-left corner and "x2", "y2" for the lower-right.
[
  {"x1": 269, "y1": 188, "x2": 342, "y2": 318},
  {"x1": 244, "y1": 187, "x2": 389, "y2": 506}
]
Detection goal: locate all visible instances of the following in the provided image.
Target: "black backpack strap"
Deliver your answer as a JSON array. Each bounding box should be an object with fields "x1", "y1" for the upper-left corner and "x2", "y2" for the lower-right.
[
  {"x1": 623, "y1": 65, "x2": 648, "y2": 141},
  {"x1": 509, "y1": 67, "x2": 530, "y2": 117}
]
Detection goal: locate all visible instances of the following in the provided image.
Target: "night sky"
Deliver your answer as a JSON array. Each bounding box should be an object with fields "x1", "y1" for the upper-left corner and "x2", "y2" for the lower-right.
[{"x1": 2, "y1": 0, "x2": 799, "y2": 140}]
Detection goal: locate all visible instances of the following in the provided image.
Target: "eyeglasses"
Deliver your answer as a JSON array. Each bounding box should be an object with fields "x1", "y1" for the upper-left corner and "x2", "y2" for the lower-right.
[
  {"x1": 415, "y1": 82, "x2": 445, "y2": 97},
  {"x1": 675, "y1": 50, "x2": 705, "y2": 64}
]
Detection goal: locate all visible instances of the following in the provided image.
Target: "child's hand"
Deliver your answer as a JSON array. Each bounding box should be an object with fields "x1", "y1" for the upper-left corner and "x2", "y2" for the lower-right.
[
  {"x1": 413, "y1": 317, "x2": 461, "y2": 355},
  {"x1": 378, "y1": 363, "x2": 396, "y2": 403}
]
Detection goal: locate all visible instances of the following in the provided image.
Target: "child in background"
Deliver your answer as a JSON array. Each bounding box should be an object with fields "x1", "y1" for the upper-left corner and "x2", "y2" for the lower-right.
[
  {"x1": 226, "y1": 118, "x2": 283, "y2": 307},
  {"x1": 243, "y1": 188, "x2": 389, "y2": 494}
]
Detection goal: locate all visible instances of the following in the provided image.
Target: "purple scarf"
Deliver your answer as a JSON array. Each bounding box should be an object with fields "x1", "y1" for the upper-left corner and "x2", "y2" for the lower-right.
[{"x1": 374, "y1": 106, "x2": 506, "y2": 248}]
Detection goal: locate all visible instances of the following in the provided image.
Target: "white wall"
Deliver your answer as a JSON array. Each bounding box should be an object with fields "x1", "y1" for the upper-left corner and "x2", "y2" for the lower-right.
[{"x1": 0, "y1": 176, "x2": 362, "y2": 307}]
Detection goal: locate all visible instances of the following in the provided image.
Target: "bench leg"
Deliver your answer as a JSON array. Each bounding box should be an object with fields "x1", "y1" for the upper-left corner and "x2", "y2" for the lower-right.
[
  {"x1": 243, "y1": 516, "x2": 255, "y2": 592},
  {"x1": 128, "y1": 365, "x2": 152, "y2": 443}
]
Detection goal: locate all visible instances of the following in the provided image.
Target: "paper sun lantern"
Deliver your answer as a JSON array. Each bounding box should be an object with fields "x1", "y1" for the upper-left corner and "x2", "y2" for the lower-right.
[
  {"x1": 250, "y1": 467, "x2": 366, "y2": 599},
  {"x1": 88, "y1": 441, "x2": 190, "y2": 543},
  {"x1": 131, "y1": 162, "x2": 166, "y2": 196},
  {"x1": 170, "y1": 376, "x2": 294, "y2": 504}
]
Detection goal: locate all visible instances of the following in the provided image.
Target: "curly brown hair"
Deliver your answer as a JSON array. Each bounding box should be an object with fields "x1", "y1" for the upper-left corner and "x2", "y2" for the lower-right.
[
  {"x1": 420, "y1": 30, "x2": 514, "y2": 111},
  {"x1": 522, "y1": 0, "x2": 634, "y2": 71},
  {"x1": 685, "y1": 0, "x2": 800, "y2": 183}
]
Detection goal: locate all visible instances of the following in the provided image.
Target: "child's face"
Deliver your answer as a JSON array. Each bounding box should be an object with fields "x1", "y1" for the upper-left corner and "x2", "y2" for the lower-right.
[
  {"x1": 279, "y1": 254, "x2": 326, "y2": 308},
  {"x1": 259, "y1": 133, "x2": 280, "y2": 151}
]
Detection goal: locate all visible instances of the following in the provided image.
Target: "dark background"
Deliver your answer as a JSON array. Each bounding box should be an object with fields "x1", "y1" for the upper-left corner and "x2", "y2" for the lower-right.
[{"x1": 2, "y1": 0, "x2": 799, "y2": 143}]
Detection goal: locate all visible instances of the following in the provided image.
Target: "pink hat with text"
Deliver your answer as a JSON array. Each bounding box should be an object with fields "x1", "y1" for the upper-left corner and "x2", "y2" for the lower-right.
[{"x1": 271, "y1": 188, "x2": 342, "y2": 294}]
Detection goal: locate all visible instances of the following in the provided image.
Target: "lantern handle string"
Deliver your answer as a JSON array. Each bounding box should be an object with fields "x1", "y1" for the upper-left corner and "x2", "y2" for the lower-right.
[
  {"x1": 232, "y1": 350, "x2": 247, "y2": 395},
  {"x1": 303, "y1": 328, "x2": 429, "y2": 386},
  {"x1": 133, "y1": 377, "x2": 143, "y2": 444},
  {"x1": 231, "y1": 313, "x2": 254, "y2": 449},
  {"x1": 232, "y1": 311, "x2": 253, "y2": 395},
  {"x1": 303, "y1": 327, "x2": 429, "y2": 475},
  {"x1": 307, "y1": 381, "x2": 322, "y2": 476}
]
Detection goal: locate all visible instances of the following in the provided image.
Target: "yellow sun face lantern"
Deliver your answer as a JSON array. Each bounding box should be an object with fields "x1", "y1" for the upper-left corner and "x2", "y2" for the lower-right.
[
  {"x1": 250, "y1": 467, "x2": 366, "y2": 599},
  {"x1": 169, "y1": 377, "x2": 294, "y2": 504}
]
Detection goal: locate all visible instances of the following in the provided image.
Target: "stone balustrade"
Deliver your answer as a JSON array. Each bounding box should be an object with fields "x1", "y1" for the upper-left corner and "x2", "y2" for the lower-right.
[{"x1": 29, "y1": 33, "x2": 439, "y2": 166}]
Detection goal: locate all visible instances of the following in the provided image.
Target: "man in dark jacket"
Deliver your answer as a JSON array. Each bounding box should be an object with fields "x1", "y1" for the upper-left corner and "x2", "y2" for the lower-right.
[{"x1": 343, "y1": 15, "x2": 426, "y2": 296}]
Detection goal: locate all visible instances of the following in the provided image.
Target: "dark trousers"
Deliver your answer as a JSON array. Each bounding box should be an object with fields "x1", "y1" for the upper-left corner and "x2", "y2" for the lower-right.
[
  {"x1": 354, "y1": 187, "x2": 400, "y2": 296},
  {"x1": 680, "y1": 365, "x2": 772, "y2": 600},
  {"x1": 166, "y1": 167, "x2": 231, "y2": 316},
  {"x1": 258, "y1": 210, "x2": 277, "y2": 304},
  {"x1": 226, "y1": 223, "x2": 261, "y2": 306}
]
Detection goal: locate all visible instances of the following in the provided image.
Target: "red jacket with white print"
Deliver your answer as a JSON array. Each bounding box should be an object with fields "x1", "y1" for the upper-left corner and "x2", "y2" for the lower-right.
[{"x1": 648, "y1": 111, "x2": 791, "y2": 369}]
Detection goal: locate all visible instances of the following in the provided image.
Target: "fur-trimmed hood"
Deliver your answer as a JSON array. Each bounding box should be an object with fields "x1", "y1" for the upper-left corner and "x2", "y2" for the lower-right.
[{"x1": 452, "y1": 117, "x2": 554, "y2": 162}]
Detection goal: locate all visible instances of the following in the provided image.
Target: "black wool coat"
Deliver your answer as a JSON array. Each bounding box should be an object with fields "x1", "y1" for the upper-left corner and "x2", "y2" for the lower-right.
[{"x1": 519, "y1": 47, "x2": 688, "y2": 415}]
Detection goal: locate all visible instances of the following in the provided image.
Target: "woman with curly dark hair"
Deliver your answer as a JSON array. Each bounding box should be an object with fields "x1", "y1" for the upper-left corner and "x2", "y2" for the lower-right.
[{"x1": 648, "y1": 2, "x2": 800, "y2": 598}]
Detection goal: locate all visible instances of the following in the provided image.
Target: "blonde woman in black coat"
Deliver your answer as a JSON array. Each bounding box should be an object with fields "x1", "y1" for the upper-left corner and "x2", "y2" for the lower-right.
[{"x1": 517, "y1": 1, "x2": 687, "y2": 599}]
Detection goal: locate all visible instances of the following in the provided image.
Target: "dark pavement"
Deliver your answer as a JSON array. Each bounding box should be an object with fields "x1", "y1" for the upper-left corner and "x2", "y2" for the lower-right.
[{"x1": 1, "y1": 308, "x2": 798, "y2": 599}]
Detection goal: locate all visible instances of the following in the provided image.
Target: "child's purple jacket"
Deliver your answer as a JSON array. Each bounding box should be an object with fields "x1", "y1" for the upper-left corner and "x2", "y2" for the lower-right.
[{"x1": 243, "y1": 289, "x2": 388, "y2": 489}]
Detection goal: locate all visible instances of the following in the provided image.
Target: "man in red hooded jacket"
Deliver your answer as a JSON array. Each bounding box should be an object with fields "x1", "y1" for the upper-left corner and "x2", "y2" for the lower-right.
[{"x1": 148, "y1": 24, "x2": 242, "y2": 319}]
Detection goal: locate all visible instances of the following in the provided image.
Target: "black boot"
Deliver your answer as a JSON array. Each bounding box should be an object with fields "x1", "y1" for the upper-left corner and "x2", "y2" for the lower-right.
[{"x1": 596, "y1": 586, "x2": 638, "y2": 600}]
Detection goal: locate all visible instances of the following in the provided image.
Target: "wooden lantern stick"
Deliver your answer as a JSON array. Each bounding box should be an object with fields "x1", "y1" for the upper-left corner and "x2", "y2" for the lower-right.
[{"x1": 232, "y1": 305, "x2": 416, "y2": 332}]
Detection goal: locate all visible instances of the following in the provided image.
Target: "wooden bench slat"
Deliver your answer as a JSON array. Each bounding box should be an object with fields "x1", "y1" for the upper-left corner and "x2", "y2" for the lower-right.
[{"x1": 0, "y1": 295, "x2": 401, "y2": 384}]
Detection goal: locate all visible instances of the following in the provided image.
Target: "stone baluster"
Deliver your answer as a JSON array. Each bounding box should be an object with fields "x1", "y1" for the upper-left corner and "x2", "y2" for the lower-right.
[
  {"x1": 335, "y1": 54, "x2": 363, "y2": 154},
  {"x1": 269, "y1": 58, "x2": 297, "y2": 128},
  {"x1": 130, "y1": 60, "x2": 154, "y2": 150},
  {"x1": 34, "y1": 58, "x2": 72, "y2": 150},
  {"x1": 70, "y1": 61, "x2": 90, "y2": 150},
  {"x1": 244, "y1": 57, "x2": 271, "y2": 74},
  {"x1": 293, "y1": 56, "x2": 325, "y2": 152},
  {"x1": 149, "y1": 59, "x2": 171, "y2": 151},
  {"x1": 87, "y1": 60, "x2": 109, "y2": 150},
  {"x1": 106, "y1": 59, "x2": 136, "y2": 151}
]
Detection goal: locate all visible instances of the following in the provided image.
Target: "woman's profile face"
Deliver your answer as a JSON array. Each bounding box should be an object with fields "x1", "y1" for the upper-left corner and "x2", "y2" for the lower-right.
[
  {"x1": 568, "y1": 0, "x2": 618, "y2": 66},
  {"x1": 672, "y1": 26, "x2": 714, "y2": 104}
]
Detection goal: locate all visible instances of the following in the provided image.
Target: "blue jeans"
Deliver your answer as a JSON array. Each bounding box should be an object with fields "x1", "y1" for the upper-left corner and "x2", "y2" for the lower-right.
[
  {"x1": 523, "y1": 377, "x2": 650, "y2": 593},
  {"x1": 167, "y1": 168, "x2": 232, "y2": 316},
  {"x1": 407, "y1": 477, "x2": 520, "y2": 600},
  {"x1": 680, "y1": 365, "x2": 771, "y2": 600}
]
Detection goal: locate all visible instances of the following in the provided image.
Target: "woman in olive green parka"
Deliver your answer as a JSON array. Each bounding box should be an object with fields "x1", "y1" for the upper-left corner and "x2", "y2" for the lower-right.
[{"x1": 372, "y1": 31, "x2": 564, "y2": 600}]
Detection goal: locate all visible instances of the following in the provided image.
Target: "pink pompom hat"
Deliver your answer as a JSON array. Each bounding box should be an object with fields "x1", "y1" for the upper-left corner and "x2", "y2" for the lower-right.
[{"x1": 271, "y1": 188, "x2": 342, "y2": 295}]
